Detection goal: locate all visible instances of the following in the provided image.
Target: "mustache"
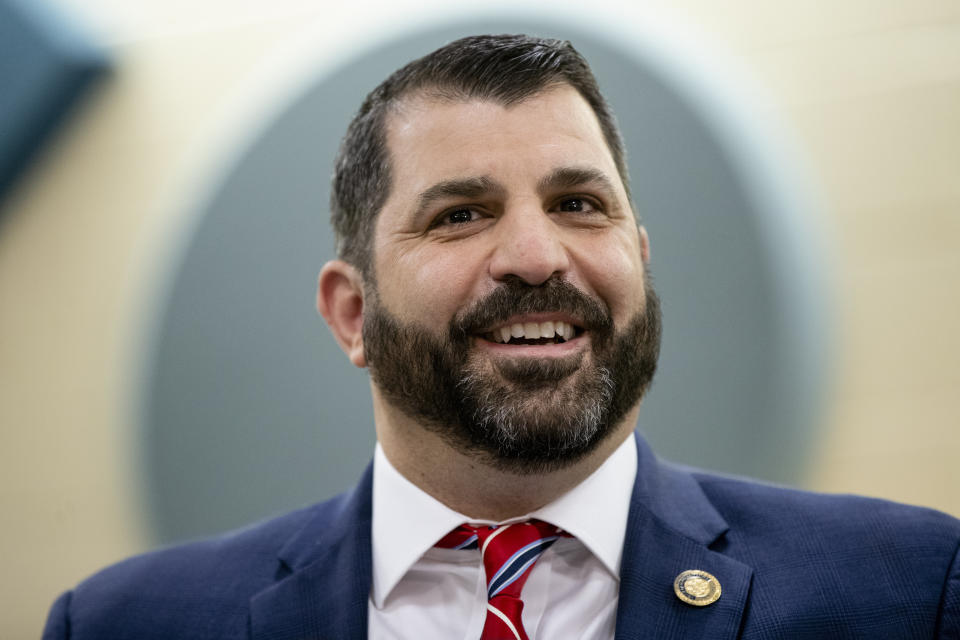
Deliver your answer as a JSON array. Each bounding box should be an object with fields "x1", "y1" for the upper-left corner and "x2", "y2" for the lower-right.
[{"x1": 451, "y1": 276, "x2": 612, "y2": 340}]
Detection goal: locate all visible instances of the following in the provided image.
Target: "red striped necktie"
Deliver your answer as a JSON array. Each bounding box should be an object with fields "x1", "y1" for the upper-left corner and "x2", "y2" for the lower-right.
[{"x1": 436, "y1": 520, "x2": 566, "y2": 640}]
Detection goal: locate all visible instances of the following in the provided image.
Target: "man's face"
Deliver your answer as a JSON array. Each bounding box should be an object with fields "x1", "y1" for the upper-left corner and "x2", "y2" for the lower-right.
[{"x1": 363, "y1": 84, "x2": 660, "y2": 472}]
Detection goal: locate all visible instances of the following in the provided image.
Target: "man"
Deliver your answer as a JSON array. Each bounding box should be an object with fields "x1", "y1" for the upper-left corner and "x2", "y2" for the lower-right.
[{"x1": 45, "y1": 34, "x2": 959, "y2": 639}]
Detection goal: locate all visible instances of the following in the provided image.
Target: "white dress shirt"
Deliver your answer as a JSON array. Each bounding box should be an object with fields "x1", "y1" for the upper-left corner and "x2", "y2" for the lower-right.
[{"x1": 368, "y1": 433, "x2": 638, "y2": 640}]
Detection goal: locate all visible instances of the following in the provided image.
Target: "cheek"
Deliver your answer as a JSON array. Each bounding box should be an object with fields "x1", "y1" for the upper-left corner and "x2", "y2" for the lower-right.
[
  {"x1": 378, "y1": 245, "x2": 480, "y2": 322},
  {"x1": 570, "y1": 237, "x2": 646, "y2": 321}
]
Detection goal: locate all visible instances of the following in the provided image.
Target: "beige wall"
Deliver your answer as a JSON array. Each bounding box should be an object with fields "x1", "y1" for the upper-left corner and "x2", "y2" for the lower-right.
[{"x1": 2, "y1": 1, "x2": 958, "y2": 636}]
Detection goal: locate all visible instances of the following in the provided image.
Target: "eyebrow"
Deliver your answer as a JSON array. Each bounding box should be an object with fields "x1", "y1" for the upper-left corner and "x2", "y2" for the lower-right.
[
  {"x1": 536, "y1": 166, "x2": 618, "y2": 197},
  {"x1": 413, "y1": 176, "x2": 506, "y2": 223}
]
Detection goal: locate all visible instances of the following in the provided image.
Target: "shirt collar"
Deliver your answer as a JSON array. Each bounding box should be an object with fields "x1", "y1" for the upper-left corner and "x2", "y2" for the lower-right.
[
  {"x1": 370, "y1": 433, "x2": 638, "y2": 607},
  {"x1": 529, "y1": 432, "x2": 637, "y2": 579}
]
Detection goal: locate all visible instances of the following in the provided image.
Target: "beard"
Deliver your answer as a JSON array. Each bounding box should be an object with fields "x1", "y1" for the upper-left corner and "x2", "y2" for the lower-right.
[{"x1": 362, "y1": 274, "x2": 662, "y2": 473}]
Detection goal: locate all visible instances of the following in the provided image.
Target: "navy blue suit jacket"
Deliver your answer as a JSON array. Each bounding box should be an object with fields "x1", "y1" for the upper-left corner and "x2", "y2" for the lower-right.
[{"x1": 44, "y1": 435, "x2": 960, "y2": 638}]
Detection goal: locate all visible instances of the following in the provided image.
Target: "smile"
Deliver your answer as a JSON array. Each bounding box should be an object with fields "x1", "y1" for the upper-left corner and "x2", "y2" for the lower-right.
[{"x1": 480, "y1": 316, "x2": 585, "y2": 346}]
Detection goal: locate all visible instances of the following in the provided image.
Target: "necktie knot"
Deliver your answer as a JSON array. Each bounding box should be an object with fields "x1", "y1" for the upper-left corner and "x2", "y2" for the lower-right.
[{"x1": 436, "y1": 519, "x2": 567, "y2": 640}]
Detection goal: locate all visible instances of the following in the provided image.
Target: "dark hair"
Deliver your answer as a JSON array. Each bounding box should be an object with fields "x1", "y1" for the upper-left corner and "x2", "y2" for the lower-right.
[{"x1": 330, "y1": 34, "x2": 630, "y2": 275}]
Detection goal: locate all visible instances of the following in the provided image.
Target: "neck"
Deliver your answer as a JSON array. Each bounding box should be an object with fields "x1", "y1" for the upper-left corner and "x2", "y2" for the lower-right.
[{"x1": 372, "y1": 387, "x2": 638, "y2": 521}]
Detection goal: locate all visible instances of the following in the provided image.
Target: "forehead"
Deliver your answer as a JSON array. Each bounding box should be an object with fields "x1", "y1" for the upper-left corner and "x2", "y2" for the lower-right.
[{"x1": 381, "y1": 85, "x2": 623, "y2": 204}]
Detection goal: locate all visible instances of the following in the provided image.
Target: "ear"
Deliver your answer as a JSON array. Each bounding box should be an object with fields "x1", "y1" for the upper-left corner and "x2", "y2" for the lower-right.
[
  {"x1": 638, "y1": 225, "x2": 651, "y2": 264},
  {"x1": 317, "y1": 260, "x2": 367, "y2": 368}
]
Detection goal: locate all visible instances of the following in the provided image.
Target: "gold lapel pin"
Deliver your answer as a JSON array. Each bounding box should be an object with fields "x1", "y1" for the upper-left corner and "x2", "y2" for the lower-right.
[{"x1": 674, "y1": 569, "x2": 721, "y2": 606}]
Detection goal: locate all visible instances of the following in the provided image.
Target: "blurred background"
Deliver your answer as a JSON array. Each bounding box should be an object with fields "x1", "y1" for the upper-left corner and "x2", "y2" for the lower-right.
[{"x1": 1, "y1": 0, "x2": 958, "y2": 637}]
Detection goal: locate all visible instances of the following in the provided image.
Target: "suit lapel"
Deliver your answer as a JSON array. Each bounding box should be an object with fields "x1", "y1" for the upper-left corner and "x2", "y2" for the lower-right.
[
  {"x1": 614, "y1": 436, "x2": 753, "y2": 639},
  {"x1": 250, "y1": 464, "x2": 373, "y2": 640}
]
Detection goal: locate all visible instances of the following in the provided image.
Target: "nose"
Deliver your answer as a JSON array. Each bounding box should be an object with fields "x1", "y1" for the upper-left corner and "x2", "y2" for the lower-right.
[{"x1": 488, "y1": 205, "x2": 570, "y2": 285}]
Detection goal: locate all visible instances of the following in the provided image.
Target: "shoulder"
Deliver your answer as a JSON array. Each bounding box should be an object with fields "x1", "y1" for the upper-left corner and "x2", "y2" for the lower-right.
[
  {"x1": 44, "y1": 493, "x2": 351, "y2": 640},
  {"x1": 688, "y1": 467, "x2": 960, "y2": 550},
  {"x1": 77, "y1": 502, "x2": 315, "y2": 595},
  {"x1": 682, "y1": 467, "x2": 960, "y2": 636}
]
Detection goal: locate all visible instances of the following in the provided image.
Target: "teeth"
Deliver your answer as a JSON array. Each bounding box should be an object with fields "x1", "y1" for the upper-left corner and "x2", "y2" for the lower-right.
[
  {"x1": 523, "y1": 322, "x2": 540, "y2": 339},
  {"x1": 488, "y1": 320, "x2": 578, "y2": 342}
]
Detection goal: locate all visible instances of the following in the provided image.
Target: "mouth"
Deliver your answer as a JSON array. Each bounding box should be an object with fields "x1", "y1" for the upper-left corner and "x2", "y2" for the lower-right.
[{"x1": 477, "y1": 316, "x2": 585, "y2": 346}]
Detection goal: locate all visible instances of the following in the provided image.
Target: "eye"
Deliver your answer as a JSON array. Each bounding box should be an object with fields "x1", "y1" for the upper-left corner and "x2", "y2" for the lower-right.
[
  {"x1": 432, "y1": 207, "x2": 482, "y2": 228},
  {"x1": 446, "y1": 208, "x2": 475, "y2": 223},
  {"x1": 555, "y1": 197, "x2": 601, "y2": 214}
]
